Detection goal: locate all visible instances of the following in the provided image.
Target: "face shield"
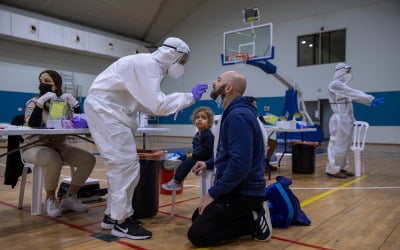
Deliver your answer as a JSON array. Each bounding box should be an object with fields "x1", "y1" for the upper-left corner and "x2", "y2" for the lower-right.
[
  {"x1": 152, "y1": 37, "x2": 190, "y2": 78},
  {"x1": 161, "y1": 39, "x2": 190, "y2": 54},
  {"x1": 177, "y1": 53, "x2": 189, "y2": 65},
  {"x1": 343, "y1": 65, "x2": 351, "y2": 74},
  {"x1": 335, "y1": 63, "x2": 351, "y2": 73},
  {"x1": 166, "y1": 50, "x2": 189, "y2": 79},
  {"x1": 333, "y1": 63, "x2": 352, "y2": 83},
  {"x1": 153, "y1": 37, "x2": 190, "y2": 79}
]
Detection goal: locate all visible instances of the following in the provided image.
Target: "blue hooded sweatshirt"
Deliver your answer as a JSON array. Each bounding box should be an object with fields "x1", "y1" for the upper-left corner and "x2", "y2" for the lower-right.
[{"x1": 208, "y1": 96, "x2": 266, "y2": 199}]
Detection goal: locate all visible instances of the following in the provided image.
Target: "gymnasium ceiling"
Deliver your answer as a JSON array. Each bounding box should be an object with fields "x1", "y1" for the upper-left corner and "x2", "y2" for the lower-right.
[{"x1": 0, "y1": 0, "x2": 208, "y2": 45}]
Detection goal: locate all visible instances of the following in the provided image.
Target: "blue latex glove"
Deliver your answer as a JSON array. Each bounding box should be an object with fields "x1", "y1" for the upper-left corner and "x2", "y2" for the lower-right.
[
  {"x1": 371, "y1": 97, "x2": 386, "y2": 107},
  {"x1": 71, "y1": 116, "x2": 88, "y2": 128},
  {"x1": 192, "y1": 83, "x2": 208, "y2": 101}
]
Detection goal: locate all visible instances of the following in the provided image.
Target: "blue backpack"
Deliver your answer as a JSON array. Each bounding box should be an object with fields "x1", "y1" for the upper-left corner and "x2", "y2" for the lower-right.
[{"x1": 265, "y1": 176, "x2": 311, "y2": 229}]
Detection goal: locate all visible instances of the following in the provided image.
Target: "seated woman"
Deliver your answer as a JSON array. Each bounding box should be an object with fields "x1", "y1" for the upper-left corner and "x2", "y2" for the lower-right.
[{"x1": 21, "y1": 69, "x2": 96, "y2": 217}]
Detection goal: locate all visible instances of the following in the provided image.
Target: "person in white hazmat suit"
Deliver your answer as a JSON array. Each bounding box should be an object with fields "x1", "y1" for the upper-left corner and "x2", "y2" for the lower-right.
[
  {"x1": 84, "y1": 37, "x2": 208, "y2": 239},
  {"x1": 325, "y1": 63, "x2": 385, "y2": 178}
]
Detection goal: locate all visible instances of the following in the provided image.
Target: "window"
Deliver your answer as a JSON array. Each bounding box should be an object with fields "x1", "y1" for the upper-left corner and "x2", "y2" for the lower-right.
[{"x1": 297, "y1": 29, "x2": 346, "y2": 66}]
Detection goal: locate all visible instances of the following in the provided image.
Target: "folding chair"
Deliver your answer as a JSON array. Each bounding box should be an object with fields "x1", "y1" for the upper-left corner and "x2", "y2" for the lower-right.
[
  {"x1": 168, "y1": 168, "x2": 214, "y2": 217},
  {"x1": 199, "y1": 169, "x2": 214, "y2": 197},
  {"x1": 351, "y1": 121, "x2": 369, "y2": 177},
  {"x1": 18, "y1": 158, "x2": 76, "y2": 215}
]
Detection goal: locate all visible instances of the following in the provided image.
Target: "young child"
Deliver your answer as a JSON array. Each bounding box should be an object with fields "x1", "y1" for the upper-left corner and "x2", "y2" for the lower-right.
[{"x1": 162, "y1": 107, "x2": 214, "y2": 190}]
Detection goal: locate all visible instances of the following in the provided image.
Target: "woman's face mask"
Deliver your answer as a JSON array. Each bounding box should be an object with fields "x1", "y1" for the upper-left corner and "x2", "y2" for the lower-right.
[
  {"x1": 167, "y1": 63, "x2": 185, "y2": 79},
  {"x1": 39, "y1": 83, "x2": 53, "y2": 96}
]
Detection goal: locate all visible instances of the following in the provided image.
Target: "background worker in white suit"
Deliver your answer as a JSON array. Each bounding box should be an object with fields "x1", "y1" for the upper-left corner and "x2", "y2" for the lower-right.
[
  {"x1": 84, "y1": 37, "x2": 208, "y2": 239},
  {"x1": 326, "y1": 63, "x2": 385, "y2": 178}
]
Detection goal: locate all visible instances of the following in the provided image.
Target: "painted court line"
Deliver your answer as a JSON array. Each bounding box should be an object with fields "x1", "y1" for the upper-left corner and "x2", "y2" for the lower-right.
[
  {"x1": 183, "y1": 184, "x2": 200, "y2": 188},
  {"x1": 300, "y1": 175, "x2": 368, "y2": 207},
  {"x1": 91, "y1": 168, "x2": 108, "y2": 172},
  {"x1": 158, "y1": 210, "x2": 192, "y2": 220},
  {"x1": 0, "y1": 197, "x2": 331, "y2": 249},
  {"x1": 0, "y1": 200, "x2": 147, "y2": 249},
  {"x1": 0, "y1": 168, "x2": 350, "y2": 249},
  {"x1": 293, "y1": 186, "x2": 400, "y2": 190},
  {"x1": 158, "y1": 196, "x2": 199, "y2": 208},
  {"x1": 159, "y1": 198, "x2": 331, "y2": 249},
  {"x1": 60, "y1": 174, "x2": 108, "y2": 182},
  {"x1": 271, "y1": 236, "x2": 332, "y2": 250}
]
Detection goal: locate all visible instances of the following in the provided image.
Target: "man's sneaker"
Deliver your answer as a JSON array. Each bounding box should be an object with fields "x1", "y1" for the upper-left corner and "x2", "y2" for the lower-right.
[
  {"x1": 45, "y1": 197, "x2": 62, "y2": 218},
  {"x1": 162, "y1": 179, "x2": 182, "y2": 191},
  {"x1": 101, "y1": 214, "x2": 142, "y2": 230},
  {"x1": 326, "y1": 172, "x2": 347, "y2": 178},
  {"x1": 111, "y1": 217, "x2": 152, "y2": 240},
  {"x1": 252, "y1": 201, "x2": 272, "y2": 241},
  {"x1": 61, "y1": 192, "x2": 89, "y2": 213},
  {"x1": 340, "y1": 170, "x2": 355, "y2": 177},
  {"x1": 101, "y1": 214, "x2": 115, "y2": 230}
]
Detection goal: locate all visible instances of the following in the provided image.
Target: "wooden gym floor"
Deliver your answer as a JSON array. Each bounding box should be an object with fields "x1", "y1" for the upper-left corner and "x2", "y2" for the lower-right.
[{"x1": 0, "y1": 136, "x2": 399, "y2": 250}]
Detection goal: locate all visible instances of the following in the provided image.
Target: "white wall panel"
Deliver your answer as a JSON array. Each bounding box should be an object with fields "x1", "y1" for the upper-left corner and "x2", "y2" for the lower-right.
[
  {"x1": 11, "y1": 13, "x2": 38, "y2": 41},
  {"x1": 86, "y1": 33, "x2": 115, "y2": 57},
  {"x1": 110, "y1": 39, "x2": 129, "y2": 57},
  {"x1": 38, "y1": 20, "x2": 62, "y2": 46},
  {"x1": 87, "y1": 33, "x2": 143, "y2": 57},
  {"x1": 0, "y1": 9, "x2": 11, "y2": 35},
  {"x1": 1, "y1": 6, "x2": 149, "y2": 59},
  {"x1": 121, "y1": 40, "x2": 140, "y2": 56},
  {"x1": 367, "y1": 127, "x2": 400, "y2": 145},
  {"x1": 62, "y1": 26, "x2": 86, "y2": 51}
]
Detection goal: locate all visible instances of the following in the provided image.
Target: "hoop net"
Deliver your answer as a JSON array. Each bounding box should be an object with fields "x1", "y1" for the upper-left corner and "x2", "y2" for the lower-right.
[{"x1": 232, "y1": 52, "x2": 249, "y2": 65}]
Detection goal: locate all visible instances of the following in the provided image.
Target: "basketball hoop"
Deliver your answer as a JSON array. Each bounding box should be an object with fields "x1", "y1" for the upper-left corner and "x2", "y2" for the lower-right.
[
  {"x1": 221, "y1": 22, "x2": 273, "y2": 66},
  {"x1": 232, "y1": 52, "x2": 249, "y2": 65}
]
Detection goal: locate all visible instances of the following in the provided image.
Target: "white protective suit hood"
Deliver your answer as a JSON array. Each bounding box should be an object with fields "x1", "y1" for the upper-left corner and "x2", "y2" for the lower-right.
[
  {"x1": 333, "y1": 62, "x2": 351, "y2": 84},
  {"x1": 152, "y1": 37, "x2": 190, "y2": 74}
]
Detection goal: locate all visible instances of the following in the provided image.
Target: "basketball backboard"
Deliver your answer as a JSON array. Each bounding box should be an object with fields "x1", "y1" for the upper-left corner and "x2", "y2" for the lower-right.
[{"x1": 222, "y1": 22, "x2": 273, "y2": 65}]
